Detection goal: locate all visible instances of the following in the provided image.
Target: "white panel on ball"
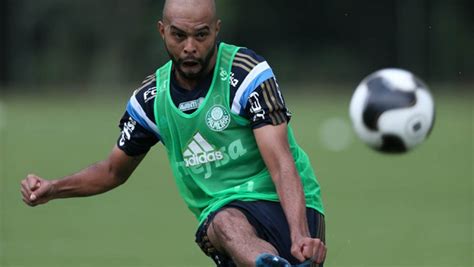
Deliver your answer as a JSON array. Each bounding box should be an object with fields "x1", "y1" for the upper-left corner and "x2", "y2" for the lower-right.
[
  {"x1": 349, "y1": 83, "x2": 383, "y2": 149},
  {"x1": 376, "y1": 69, "x2": 417, "y2": 91}
]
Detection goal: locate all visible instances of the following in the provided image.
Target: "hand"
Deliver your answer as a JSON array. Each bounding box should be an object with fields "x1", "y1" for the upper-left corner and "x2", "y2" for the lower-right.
[
  {"x1": 20, "y1": 174, "x2": 55, "y2": 206},
  {"x1": 291, "y1": 237, "x2": 326, "y2": 265}
]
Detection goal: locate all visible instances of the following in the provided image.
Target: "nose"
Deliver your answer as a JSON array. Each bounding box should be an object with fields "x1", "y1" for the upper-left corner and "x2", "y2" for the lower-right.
[{"x1": 183, "y1": 38, "x2": 197, "y2": 55}]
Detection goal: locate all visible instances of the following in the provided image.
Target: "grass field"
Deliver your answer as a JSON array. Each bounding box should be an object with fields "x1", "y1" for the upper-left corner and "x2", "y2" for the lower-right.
[{"x1": 0, "y1": 85, "x2": 472, "y2": 267}]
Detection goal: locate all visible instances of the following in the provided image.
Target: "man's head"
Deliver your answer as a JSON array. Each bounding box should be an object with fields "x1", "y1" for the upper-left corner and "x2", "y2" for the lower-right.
[{"x1": 159, "y1": 0, "x2": 220, "y2": 82}]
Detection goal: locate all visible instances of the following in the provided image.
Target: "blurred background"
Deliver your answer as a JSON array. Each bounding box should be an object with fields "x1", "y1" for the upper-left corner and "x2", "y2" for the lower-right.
[{"x1": 0, "y1": 0, "x2": 472, "y2": 266}]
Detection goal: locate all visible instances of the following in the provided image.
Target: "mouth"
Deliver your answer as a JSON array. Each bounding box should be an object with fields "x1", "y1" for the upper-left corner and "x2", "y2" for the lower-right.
[{"x1": 181, "y1": 60, "x2": 200, "y2": 68}]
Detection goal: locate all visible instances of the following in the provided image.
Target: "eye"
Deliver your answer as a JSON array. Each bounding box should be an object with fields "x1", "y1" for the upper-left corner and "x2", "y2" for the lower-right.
[
  {"x1": 196, "y1": 31, "x2": 209, "y2": 40},
  {"x1": 172, "y1": 31, "x2": 186, "y2": 40}
]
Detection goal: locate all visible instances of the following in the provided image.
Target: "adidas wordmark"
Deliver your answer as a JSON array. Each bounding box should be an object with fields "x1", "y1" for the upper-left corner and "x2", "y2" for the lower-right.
[{"x1": 183, "y1": 133, "x2": 223, "y2": 167}]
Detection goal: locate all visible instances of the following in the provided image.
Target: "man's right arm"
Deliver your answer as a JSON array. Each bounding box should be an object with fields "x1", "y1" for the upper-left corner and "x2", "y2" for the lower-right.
[
  {"x1": 21, "y1": 146, "x2": 146, "y2": 207},
  {"x1": 21, "y1": 73, "x2": 160, "y2": 207}
]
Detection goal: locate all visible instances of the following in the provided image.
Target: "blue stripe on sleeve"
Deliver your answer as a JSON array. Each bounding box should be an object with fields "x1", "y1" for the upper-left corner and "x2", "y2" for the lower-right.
[
  {"x1": 126, "y1": 101, "x2": 154, "y2": 134},
  {"x1": 239, "y1": 68, "x2": 275, "y2": 114}
]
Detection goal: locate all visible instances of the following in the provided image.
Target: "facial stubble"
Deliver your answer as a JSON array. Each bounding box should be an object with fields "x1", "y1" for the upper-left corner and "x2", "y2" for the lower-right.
[{"x1": 164, "y1": 39, "x2": 217, "y2": 80}]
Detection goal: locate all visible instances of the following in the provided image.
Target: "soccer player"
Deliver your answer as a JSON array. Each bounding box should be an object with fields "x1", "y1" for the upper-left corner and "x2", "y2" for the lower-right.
[{"x1": 20, "y1": 0, "x2": 327, "y2": 266}]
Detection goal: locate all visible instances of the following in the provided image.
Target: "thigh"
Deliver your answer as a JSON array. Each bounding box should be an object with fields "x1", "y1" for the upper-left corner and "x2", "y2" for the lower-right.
[
  {"x1": 195, "y1": 200, "x2": 326, "y2": 266},
  {"x1": 195, "y1": 206, "x2": 278, "y2": 267},
  {"x1": 225, "y1": 200, "x2": 325, "y2": 265},
  {"x1": 195, "y1": 210, "x2": 237, "y2": 267}
]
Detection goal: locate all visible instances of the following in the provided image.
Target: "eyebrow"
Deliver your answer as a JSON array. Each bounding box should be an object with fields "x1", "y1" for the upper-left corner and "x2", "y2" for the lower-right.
[
  {"x1": 169, "y1": 25, "x2": 210, "y2": 33},
  {"x1": 169, "y1": 25, "x2": 186, "y2": 32},
  {"x1": 195, "y1": 26, "x2": 210, "y2": 32}
]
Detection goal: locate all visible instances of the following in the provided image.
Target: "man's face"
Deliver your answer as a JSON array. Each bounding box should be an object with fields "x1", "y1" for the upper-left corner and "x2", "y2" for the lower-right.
[{"x1": 159, "y1": 9, "x2": 220, "y2": 80}]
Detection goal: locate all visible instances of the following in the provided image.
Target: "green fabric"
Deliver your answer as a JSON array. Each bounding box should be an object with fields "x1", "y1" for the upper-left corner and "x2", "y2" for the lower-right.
[{"x1": 154, "y1": 42, "x2": 324, "y2": 225}]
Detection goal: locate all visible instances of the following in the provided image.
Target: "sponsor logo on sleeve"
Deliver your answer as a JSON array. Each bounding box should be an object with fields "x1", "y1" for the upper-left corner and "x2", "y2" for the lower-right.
[
  {"x1": 143, "y1": 87, "x2": 157, "y2": 103},
  {"x1": 119, "y1": 117, "x2": 136, "y2": 146},
  {"x1": 249, "y1": 92, "x2": 266, "y2": 121}
]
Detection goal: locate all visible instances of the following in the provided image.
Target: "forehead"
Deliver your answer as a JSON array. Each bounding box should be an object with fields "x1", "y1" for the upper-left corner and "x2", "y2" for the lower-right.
[{"x1": 163, "y1": 3, "x2": 215, "y2": 31}]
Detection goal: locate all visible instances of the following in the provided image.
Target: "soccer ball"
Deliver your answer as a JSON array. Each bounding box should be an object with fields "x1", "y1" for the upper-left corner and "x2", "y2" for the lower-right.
[{"x1": 349, "y1": 68, "x2": 435, "y2": 153}]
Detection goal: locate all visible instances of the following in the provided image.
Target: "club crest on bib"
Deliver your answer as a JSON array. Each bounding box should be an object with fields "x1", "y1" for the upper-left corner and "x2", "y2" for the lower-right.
[{"x1": 206, "y1": 105, "x2": 231, "y2": 131}]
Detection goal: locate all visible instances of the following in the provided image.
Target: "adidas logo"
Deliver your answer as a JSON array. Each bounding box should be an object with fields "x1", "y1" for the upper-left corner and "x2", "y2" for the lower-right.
[{"x1": 183, "y1": 133, "x2": 223, "y2": 167}]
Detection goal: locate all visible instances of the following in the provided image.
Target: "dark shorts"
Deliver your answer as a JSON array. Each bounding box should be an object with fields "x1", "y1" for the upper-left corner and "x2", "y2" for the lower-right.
[{"x1": 195, "y1": 200, "x2": 326, "y2": 266}]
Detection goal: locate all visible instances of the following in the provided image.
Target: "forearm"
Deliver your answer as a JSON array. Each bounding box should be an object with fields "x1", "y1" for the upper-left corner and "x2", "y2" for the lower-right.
[
  {"x1": 272, "y1": 162, "x2": 310, "y2": 240},
  {"x1": 51, "y1": 160, "x2": 125, "y2": 199},
  {"x1": 254, "y1": 124, "x2": 311, "y2": 240}
]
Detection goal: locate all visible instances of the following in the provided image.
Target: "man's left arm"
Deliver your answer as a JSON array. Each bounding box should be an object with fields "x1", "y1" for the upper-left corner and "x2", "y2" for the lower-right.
[{"x1": 253, "y1": 123, "x2": 326, "y2": 264}]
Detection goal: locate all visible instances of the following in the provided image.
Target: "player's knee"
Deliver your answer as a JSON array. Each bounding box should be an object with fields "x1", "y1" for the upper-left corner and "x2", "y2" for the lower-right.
[{"x1": 210, "y1": 208, "x2": 247, "y2": 240}]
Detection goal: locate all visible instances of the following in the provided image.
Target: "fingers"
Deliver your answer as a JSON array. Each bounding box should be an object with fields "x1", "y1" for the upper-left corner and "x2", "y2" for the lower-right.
[
  {"x1": 317, "y1": 242, "x2": 326, "y2": 264},
  {"x1": 21, "y1": 185, "x2": 33, "y2": 206},
  {"x1": 299, "y1": 239, "x2": 319, "y2": 260},
  {"x1": 301, "y1": 243, "x2": 313, "y2": 260},
  {"x1": 21, "y1": 181, "x2": 32, "y2": 198},
  {"x1": 27, "y1": 174, "x2": 41, "y2": 190},
  {"x1": 293, "y1": 238, "x2": 326, "y2": 265},
  {"x1": 291, "y1": 244, "x2": 306, "y2": 262},
  {"x1": 311, "y1": 240, "x2": 326, "y2": 265},
  {"x1": 30, "y1": 183, "x2": 51, "y2": 202},
  {"x1": 21, "y1": 186, "x2": 38, "y2": 206},
  {"x1": 312, "y1": 241, "x2": 320, "y2": 264},
  {"x1": 20, "y1": 174, "x2": 46, "y2": 206}
]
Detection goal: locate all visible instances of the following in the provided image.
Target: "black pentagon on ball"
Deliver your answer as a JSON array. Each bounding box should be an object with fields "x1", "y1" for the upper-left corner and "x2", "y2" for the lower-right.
[
  {"x1": 378, "y1": 134, "x2": 407, "y2": 153},
  {"x1": 362, "y1": 76, "x2": 416, "y2": 131}
]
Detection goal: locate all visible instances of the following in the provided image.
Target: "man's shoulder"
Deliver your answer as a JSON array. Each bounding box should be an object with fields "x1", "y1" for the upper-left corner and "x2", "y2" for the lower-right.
[
  {"x1": 229, "y1": 47, "x2": 273, "y2": 91},
  {"x1": 131, "y1": 73, "x2": 157, "y2": 106},
  {"x1": 228, "y1": 46, "x2": 276, "y2": 115},
  {"x1": 126, "y1": 73, "x2": 158, "y2": 130},
  {"x1": 233, "y1": 47, "x2": 267, "y2": 70}
]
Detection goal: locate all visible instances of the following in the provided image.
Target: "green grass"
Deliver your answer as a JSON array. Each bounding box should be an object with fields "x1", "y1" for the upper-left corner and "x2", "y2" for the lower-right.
[{"x1": 0, "y1": 87, "x2": 472, "y2": 267}]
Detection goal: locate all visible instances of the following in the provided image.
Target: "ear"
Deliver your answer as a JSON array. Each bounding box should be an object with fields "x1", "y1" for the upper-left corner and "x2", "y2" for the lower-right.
[
  {"x1": 215, "y1": 19, "x2": 221, "y2": 36},
  {"x1": 158, "y1": 21, "x2": 165, "y2": 39}
]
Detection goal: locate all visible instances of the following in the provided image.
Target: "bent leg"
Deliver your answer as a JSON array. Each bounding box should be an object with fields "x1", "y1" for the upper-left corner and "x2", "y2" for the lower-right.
[{"x1": 207, "y1": 208, "x2": 278, "y2": 267}]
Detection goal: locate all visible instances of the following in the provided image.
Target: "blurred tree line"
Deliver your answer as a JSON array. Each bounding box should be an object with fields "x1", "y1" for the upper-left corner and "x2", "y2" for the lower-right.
[{"x1": 0, "y1": 0, "x2": 472, "y2": 91}]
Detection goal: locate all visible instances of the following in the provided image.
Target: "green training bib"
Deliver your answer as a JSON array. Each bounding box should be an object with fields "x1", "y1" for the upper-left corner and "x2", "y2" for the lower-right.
[{"x1": 154, "y1": 43, "x2": 324, "y2": 224}]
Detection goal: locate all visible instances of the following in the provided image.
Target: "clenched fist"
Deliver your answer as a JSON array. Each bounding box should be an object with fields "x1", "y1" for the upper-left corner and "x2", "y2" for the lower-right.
[
  {"x1": 291, "y1": 237, "x2": 327, "y2": 265},
  {"x1": 20, "y1": 174, "x2": 54, "y2": 206}
]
